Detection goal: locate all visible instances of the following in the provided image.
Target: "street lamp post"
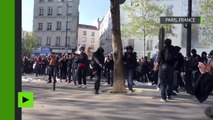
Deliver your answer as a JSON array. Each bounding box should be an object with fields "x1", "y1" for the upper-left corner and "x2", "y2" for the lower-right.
[
  {"x1": 187, "y1": 0, "x2": 192, "y2": 58},
  {"x1": 63, "y1": 0, "x2": 69, "y2": 50}
]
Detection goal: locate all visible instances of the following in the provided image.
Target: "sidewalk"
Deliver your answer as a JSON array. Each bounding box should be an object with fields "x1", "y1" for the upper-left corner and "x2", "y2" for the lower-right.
[{"x1": 22, "y1": 79, "x2": 213, "y2": 120}]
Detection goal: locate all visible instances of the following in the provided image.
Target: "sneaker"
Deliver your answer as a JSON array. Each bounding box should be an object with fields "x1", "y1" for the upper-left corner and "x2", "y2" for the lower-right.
[
  {"x1": 167, "y1": 96, "x2": 172, "y2": 100},
  {"x1": 156, "y1": 87, "x2": 160, "y2": 91},
  {"x1": 82, "y1": 85, "x2": 86, "y2": 89},
  {"x1": 127, "y1": 90, "x2": 133, "y2": 94},
  {"x1": 160, "y1": 98, "x2": 167, "y2": 102},
  {"x1": 171, "y1": 92, "x2": 177, "y2": 96},
  {"x1": 77, "y1": 85, "x2": 82, "y2": 88}
]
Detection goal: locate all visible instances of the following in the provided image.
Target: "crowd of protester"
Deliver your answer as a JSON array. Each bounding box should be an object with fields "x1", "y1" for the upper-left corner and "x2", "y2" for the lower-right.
[
  {"x1": 22, "y1": 42, "x2": 213, "y2": 96},
  {"x1": 22, "y1": 39, "x2": 213, "y2": 118}
]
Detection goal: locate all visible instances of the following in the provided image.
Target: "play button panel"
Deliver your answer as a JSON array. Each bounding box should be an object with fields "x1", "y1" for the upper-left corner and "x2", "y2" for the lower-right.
[
  {"x1": 18, "y1": 92, "x2": 34, "y2": 108},
  {"x1": 22, "y1": 97, "x2": 29, "y2": 103}
]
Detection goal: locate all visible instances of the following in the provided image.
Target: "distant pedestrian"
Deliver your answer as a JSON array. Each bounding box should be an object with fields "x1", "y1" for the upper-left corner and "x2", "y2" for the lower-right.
[
  {"x1": 76, "y1": 46, "x2": 88, "y2": 88},
  {"x1": 189, "y1": 49, "x2": 202, "y2": 85},
  {"x1": 72, "y1": 54, "x2": 79, "y2": 86},
  {"x1": 67, "y1": 54, "x2": 73, "y2": 83},
  {"x1": 173, "y1": 46, "x2": 184, "y2": 93},
  {"x1": 47, "y1": 52, "x2": 57, "y2": 83},
  {"x1": 104, "y1": 53, "x2": 114, "y2": 86},
  {"x1": 201, "y1": 51, "x2": 208, "y2": 64},
  {"x1": 123, "y1": 45, "x2": 137, "y2": 94}
]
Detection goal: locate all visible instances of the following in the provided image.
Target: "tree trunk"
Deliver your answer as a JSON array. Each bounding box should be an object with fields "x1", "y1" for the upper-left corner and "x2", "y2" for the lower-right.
[
  {"x1": 143, "y1": 34, "x2": 146, "y2": 57},
  {"x1": 110, "y1": 0, "x2": 126, "y2": 93}
]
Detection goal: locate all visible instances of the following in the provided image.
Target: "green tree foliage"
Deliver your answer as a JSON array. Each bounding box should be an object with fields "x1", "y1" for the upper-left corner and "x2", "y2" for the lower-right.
[
  {"x1": 200, "y1": 0, "x2": 213, "y2": 44},
  {"x1": 121, "y1": 0, "x2": 175, "y2": 41},
  {"x1": 22, "y1": 33, "x2": 39, "y2": 56}
]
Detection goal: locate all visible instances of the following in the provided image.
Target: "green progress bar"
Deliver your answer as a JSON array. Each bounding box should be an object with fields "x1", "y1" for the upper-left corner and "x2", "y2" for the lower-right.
[{"x1": 200, "y1": 16, "x2": 202, "y2": 24}]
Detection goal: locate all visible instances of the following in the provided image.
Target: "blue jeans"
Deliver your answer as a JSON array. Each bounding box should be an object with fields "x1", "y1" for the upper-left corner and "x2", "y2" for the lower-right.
[
  {"x1": 159, "y1": 64, "x2": 174, "y2": 100},
  {"x1": 191, "y1": 70, "x2": 200, "y2": 86},
  {"x1": 48, "y1": 66, "x2": 56, "y2": 82},
  {"x1": 126, "y1": 69, "x2": 134, "y2": 91},
  {"x1": 173, "y1": 70, "x2": 179, "y2": 91}
]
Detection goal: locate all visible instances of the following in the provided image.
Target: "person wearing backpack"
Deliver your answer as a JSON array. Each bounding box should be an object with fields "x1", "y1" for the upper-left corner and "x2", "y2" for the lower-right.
[{"x1": 154, "y1": 38, "x2": 176, "y2": 102}]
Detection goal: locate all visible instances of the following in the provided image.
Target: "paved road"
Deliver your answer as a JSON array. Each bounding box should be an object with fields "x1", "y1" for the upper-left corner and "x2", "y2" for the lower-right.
[{"x1": 22, "y1": 75, "x2": 213, "y2": 120}]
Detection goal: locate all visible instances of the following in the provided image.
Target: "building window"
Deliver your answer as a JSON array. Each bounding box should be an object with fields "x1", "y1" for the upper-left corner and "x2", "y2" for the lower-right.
[
  {"x1": 91, "y1": 32, "x2": 95, "y2": 36},
  {"x1": 91, "y1": 38, "x2": 95, "y2": 43},
  {"x1": 166, "y1": 5, "x2": 173, "y2": 16},
  {"x1": 68, "y1": 6, "x2": 72, "y2": 16},
  {"x1": 48, "y1": 7, "x2": 53, "y2": 16},
  {"x1": 46, "y1": 37, "x2": 51, "y2": 46},
  {"x1": 39, "y1": 0, "x2": 44, "y2": 3},
  {"x1": 56, "y1": 21, "x2": 61, "y2": 30},
  {"x1": 47, "y1": 23, "x2": 52, "y2": 30},
  {"x1": 39, "y1": 7, "x2": 44, "y2": 16},
  {"x1": 38, "y1": 23, "x2": 43, "y2": 30},
  {"x1": 37, "y1": 37, "x2": 42, "y2": 45},
  {"x1": 57, "y1": 6, "x2": 62, "y2": 16},
  {"x1": 146, "y1": 40, "x2": 153, "y2": 51},
  {"x1": 67, "y1": 37, "x2": 70, "y2": 46},
  {"x1": 83, "y1": 37, "x2": 86, "y2": 42},
  {"x1": 67, "y1": 21, "x2": 71, "y2": 30},
  {"x1": 55, "y1": 37, "x2": 60, "y2": 46},
  {"x1": 83, "y1": 31, "x2": 86, "y2": 35}
]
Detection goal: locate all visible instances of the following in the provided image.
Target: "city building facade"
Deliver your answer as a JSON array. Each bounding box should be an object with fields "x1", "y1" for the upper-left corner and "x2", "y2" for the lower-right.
[
  {"x1": 98, "y1": 0, "x2": 212, "y2": 58},
  {"x1": 77, "y1": 24, "x2": 99, "y2": 59},
  {"x1": 33, "y1": 0, "x2": 79, "y2": 54},
  {"x1": 99, "y1": 11, "x2": 113, "y2": 56}
]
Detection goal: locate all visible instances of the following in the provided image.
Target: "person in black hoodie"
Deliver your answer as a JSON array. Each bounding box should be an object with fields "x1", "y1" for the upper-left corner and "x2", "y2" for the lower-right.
[
  {"x1": 201, "y1": 51, "x2": 208, "y2": 64},
  {"x1": 173, "y1": 46, "x2": 184, "y2": 93},
  {"x1": 104, "y1": 53, "x2": 114, "y2": 86},
  {"x1": 155, "y1": 38, "x2": 176, "y2": 102},
  {"x1": 90, "y1": 47, "x2": 105, "y2": 94}
]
